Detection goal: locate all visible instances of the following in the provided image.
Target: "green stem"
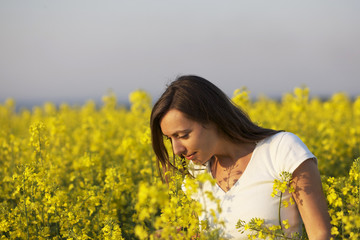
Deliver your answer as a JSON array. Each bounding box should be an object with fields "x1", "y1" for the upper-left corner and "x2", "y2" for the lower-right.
[
  {"x1": 249, "y1": 226, "x2": 294, "y2": 240},
  {"x1": 278, "y1": 192, "x2": 283, "y2": 230},
  {"x1": 357, "y1": 176, "x2": 360, "y2": 235},
  {"x1": 23, "y1": 177, "x2": 30, "y2": 240},
  {"x1": 150, "y1": 152, "x2": 155, "y2": 181},
  {"x1": 38, "y1": 133, "x2": 43, "y2": 164},
  {"x1": 358, "y1": 176, "x2": 360, "y2": 215}
]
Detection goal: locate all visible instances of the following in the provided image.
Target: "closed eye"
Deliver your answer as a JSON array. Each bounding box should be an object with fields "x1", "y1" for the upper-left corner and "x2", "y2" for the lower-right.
[
  {"x1": 164, "y1": 130, "x2": 191, "y2": 140},
  {"x1": 179, "y1": 133, "x2": 189, "y2": 139}
]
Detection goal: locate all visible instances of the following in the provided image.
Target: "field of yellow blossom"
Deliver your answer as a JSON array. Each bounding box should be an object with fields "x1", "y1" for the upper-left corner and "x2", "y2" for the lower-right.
[{"x1": 0, "y1": 87, "x2": 359, "y2": 239}]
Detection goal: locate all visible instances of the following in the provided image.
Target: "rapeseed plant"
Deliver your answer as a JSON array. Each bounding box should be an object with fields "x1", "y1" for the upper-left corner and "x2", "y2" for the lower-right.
[{"x1": 236, "y1": 171, "x2": 300, "y2": 240}]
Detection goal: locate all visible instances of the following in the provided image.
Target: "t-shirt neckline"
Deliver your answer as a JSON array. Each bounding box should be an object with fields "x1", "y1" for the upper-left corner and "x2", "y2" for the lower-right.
[{"x1": 207, "y1": 140, "x2": 261, "y2": 195}]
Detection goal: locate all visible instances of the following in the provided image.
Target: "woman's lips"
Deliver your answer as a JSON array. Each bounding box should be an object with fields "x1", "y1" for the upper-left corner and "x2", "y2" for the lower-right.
[{"x1": 185, "y1": 152, "x2": 196, "y2": 160}]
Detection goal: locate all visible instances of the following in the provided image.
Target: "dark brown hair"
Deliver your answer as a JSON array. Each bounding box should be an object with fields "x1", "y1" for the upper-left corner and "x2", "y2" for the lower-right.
[{"x1": 150, "y1": 75, "x2": 281, "y2": 180}]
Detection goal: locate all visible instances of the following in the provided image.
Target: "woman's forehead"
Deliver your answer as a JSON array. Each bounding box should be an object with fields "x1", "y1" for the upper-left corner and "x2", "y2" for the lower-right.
[{"x1": 160, "y1": 109, "x2": 193, "y2": 134}]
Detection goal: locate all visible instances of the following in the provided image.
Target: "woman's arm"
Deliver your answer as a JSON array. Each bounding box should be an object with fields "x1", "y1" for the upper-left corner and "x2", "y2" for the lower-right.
[{"x1": 291, "y1": 158, "x2": 332, "y2": 240}]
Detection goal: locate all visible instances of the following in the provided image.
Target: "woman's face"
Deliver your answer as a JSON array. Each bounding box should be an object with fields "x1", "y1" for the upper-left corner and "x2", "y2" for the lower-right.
[{"x1": 160, "y1": 109, "x2": 219, "y2": 165}]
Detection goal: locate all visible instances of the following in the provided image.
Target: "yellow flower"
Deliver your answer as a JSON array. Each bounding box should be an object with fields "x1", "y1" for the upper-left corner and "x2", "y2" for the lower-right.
[
  {"x1": 135, "y1": 225, "x2": 148, "y2": 239},
  {"x1": 331, "y1": 226, "x2": 339, "y2": 236},
  {"x1": 282, "y1": 219, "x2": 290, "y2": 229},
  {"x1": 0, "y1": 219, "x2": 10, "y2": 232},
  {"x1": 254, "y1": 218, "x2": 264, "y2": 227}
]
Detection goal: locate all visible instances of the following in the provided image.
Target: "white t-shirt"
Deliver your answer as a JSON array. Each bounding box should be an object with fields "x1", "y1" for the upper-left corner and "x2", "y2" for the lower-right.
[{"x1": 186, "y1": 132, "x2": 316, "y2": 239}]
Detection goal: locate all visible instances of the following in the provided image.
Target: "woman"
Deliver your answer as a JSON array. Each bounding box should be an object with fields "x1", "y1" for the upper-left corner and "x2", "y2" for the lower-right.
[{"x1": 150, "y1": 75, "x2": 331, "y2": 239}]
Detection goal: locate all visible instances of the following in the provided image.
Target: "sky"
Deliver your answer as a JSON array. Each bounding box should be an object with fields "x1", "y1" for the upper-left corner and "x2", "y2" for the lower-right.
[{"x1": 1, "y1": 0, "x2": 359, "y2": 107}]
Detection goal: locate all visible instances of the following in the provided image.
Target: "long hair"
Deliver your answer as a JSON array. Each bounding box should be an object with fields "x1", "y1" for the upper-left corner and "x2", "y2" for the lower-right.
[{"x1": 150, "y1": 75, "x2": 281, "y2": 181}]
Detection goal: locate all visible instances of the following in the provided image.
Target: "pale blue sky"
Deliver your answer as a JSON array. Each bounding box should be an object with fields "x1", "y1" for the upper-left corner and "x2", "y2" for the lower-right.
[{"x1": 1, "y1": 0, "x2": 359, "y2": 107}]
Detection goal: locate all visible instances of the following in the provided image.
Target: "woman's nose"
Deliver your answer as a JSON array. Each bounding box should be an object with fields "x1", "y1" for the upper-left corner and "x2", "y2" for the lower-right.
[{"x1": 172, "y1": 139, "x2": 186, "y2": 156}]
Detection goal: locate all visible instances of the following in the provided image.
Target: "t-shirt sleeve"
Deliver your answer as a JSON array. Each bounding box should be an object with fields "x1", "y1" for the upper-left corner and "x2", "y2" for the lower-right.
[{"x1": 274, "y1": 132, "x2": 316, "y2": 174}]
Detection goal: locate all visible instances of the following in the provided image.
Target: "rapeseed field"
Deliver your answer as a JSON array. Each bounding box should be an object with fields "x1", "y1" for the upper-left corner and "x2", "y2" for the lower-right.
[{"x1": 0, "y1": 88, "x2": 359, "y2": 239}]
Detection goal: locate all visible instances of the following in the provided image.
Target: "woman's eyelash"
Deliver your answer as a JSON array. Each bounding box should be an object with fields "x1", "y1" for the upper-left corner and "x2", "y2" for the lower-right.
[
  {"x1": 179, "y1": 133, "x2": 189, "y2": 139},
  {"x1": 164, "y1": 133, "x2": 189, "y2": 140}
]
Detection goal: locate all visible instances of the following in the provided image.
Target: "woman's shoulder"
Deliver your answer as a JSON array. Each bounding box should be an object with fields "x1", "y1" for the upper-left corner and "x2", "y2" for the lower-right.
[
  {"x1": 256, "y1": 132, "x2": 308, "y2": 155},
  {"x1": 259, "y1": 131, "x2": 298, "y2": 146},
  {"x1": 257, "y1": 131, "x2": 315, "y2": 173}
]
